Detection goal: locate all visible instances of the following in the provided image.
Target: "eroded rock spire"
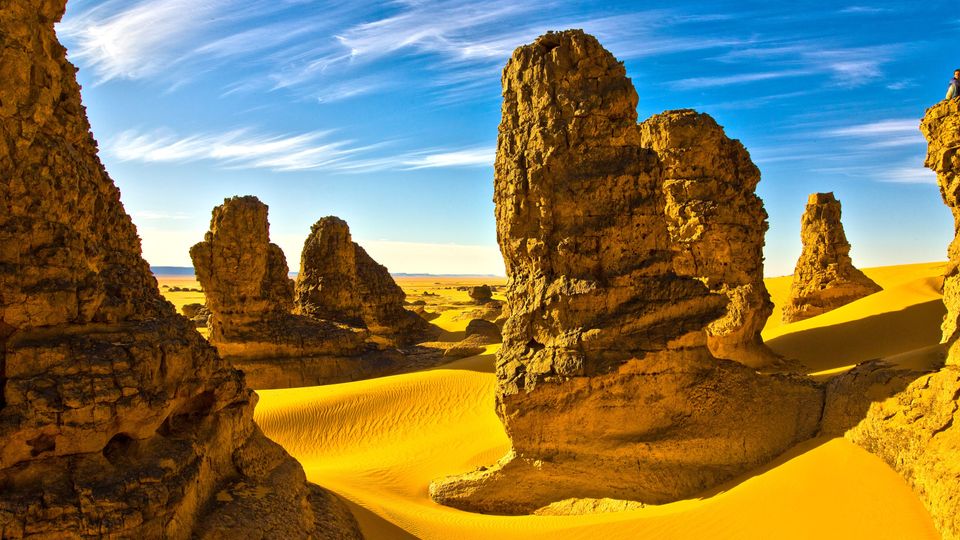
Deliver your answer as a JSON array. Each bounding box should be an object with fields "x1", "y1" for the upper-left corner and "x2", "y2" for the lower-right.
[{"x1": 783, "y1": 192, "x2": 881, "y2": 323}]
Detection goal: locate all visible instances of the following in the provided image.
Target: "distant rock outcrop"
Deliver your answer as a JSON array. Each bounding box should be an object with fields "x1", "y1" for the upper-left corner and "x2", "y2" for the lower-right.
[
  {"x1": 641, "y1": 109, "x2": 777, "y2": 367},
  {"x1": 0, "y1": 2, "x2": 360, "y2": 537},
  {"x1": 468, "y1": 285, "x2": 493, "y2": 304},
  {"x1": 429, "y1": 30, "x2": 823, "y2": 515},
  {"x1": 192, "y1": 200, "x2": 444, "y2": 388},
  {"x1": 191, "y1": 197, "x2": 370, "y2": 364},
  {"x1": 294, "y1": 216, "x2": 435, "y2": 345},
  {"x1": 181, "y1": 302, "x2": 211, "y2": 327},
  {"x1": 783, "y1": 193, "x2": 881, "y2": 323}
]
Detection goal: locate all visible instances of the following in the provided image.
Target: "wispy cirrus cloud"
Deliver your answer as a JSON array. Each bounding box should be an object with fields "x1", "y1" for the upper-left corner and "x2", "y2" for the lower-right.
[
  {"x1": 669, "y1": 69, "x2": 813, "y2": 90},
  {"x1": 108, "y1": 127, "x2": 492, "y2": 173},
  {"x1": 822, "y1": 118, "x2": 924, "y2": 148}
]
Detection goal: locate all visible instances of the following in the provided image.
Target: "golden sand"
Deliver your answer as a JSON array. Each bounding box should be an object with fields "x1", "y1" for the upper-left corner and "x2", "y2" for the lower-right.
[{"x1": 157, "y1": 267, "x2": 942, "y2": 539}]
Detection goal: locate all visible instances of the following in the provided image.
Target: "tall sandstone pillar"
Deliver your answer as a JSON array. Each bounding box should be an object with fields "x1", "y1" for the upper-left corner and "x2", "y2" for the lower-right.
[
  {"x1": 0, "y1": 2, "x2": 359, "y2": 537},
  {"x1": 429, "y1": 30, "x2": 822, "y2": 515},
  {"x1": 783, "y1": 192, "x2": 881, "y2": 323}
]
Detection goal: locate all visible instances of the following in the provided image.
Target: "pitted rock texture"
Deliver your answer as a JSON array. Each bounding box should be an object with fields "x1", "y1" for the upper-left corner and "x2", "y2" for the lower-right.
[
  {"x1": 640, "y1": 110, "x2": 776, "y2": 367},
  {"x1": 783, "y1": 193, "x2": 881, "y2": 323},
  {"x1": 429, "y1": 30, "x2": 823, "y2": 515},
  {"x1": 191, "y1": 198, "x2": 370, "y2": 364},
  {"x1": 923, "y1": 99, "x2": 960, "y2": 364},
  {"x1": 0, "y1": 3, "x2": 361, "y2": 538},
  {"x1": 839, "y1": 99, "x2": 960, "y2": 540},
  {"x1": 468, "y1": 285, "x2": 493, "y2": 304},
  {"x1": 845, "y1": 366, "x2": 960, "y2": 540},
  {"x1": 294, "y1": 216, "x2": 435, "y2": 345}
]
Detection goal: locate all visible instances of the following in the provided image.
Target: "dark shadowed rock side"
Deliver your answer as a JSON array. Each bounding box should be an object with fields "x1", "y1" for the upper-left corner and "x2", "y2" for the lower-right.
[
  {"x1": 0, "y1": 3, "x2": 360, "y2": 538},
  {"x1": 429, "y1": 30, "x2": 823, "y2": 515},
  {"x1": 782, "y1": 192, "x2": 881, "y2": 323},
  {"x1": 192, "y1": 198, "x2": 443, "y2": 389},
  {"x1": 294, "y1": 216, "x2": 436, "y2": 345},
  {"x1": 829, "y1": 99, "x2": 960, "y2": 540},
  {"x1": 641, "y1": 110, "x2": 777, "y2": 367}
]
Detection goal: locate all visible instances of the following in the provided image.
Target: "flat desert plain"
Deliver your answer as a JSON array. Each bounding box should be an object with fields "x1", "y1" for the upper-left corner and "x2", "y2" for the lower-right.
[{"x1": 158, "y1": 263, "x2": 944, "y2": 539}]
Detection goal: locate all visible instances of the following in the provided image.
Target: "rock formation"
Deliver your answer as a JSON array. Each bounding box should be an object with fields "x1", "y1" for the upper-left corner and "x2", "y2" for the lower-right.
[
  {"x1": 468, "y1": 285, "x2": 493, "y2": 304},
  {"x1": 294, "y1": 216, "x2": 434, "y2": 345},
  {"x1": 443, "y1": 319, "x2": 502, "y2": 359},
  {"x1": 641, "y1": 110, "x2": 777, "y2": 367},
  {"x1": 832, "y1": 98, "x2": 960, "y2": 540},
  {"x1": 430, "y1": 30, "x2": 823, "y2": 515},
  {"x1": 191, "y1": 198, "x2": 370, "y2": 363},
  {"x1": 181, "y1": 303, "x2": 211, "y2": 327},
  {"x1": 925, "y1": 99, "x2": 960, "y2": 366},
  {"x1": 783, "y1": 193, "x2": 881, "y2": 323},
  {"x1": 192, "y1": 202, "x2": 444, "y2": 388},
  {"x1": 0, "y1": 2, "x2": 360, "y2": 537}
]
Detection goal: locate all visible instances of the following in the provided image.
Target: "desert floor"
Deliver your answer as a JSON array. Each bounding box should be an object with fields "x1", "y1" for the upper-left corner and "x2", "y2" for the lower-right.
[{"x1": 158, "y1": 263, "x2": 945, "y2": 539}]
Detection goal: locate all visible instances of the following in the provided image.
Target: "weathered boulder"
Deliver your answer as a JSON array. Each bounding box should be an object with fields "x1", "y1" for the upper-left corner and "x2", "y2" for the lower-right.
[
  {"x1": 294, "y1": 216, "x2": 436, "y2": 345},
  {"x1": 783, "y1": 193, "x2": 881, "y2": 323},
  {"x1": 468, "y1": 285, "x2": 493, "y2": 304},
  {"x1": 464, "y1": 319, "x2": 502, "y2": 343},
  {"x1": 181, "y1": 303, "x2": 211, "y2": 327},
  {"x1": 191, "y1": 198, "x2": 370, "y2": 364},
  {"x1": 0, "y1": 2, "x2": 360, "y2": 537},
  {"x1": 429, "y1": 30, "x2": 823, "y2": 515},
  {"x1": 640, "y1": 110, "x2": 776, "y2": 367}
]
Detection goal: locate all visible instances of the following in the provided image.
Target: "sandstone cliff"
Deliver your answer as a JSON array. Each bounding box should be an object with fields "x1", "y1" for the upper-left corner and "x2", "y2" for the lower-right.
[
  {"x1": 0, "y1": 2, "x2": 360, "y2": 537},
  {"x1": 832, "y1": 99, "x2": 960, "y2": 540},
  {"x1": 783, "y1": 192, "x2": 881, "y2": 323},
  {"x1": 640, "y1": 110, "x2": 777, "y2": 367},
  {"x1": 429, "y1": 30, "x2": 823, "y2": 515},
  {"x1": 294, "y1": 216, "x2": 435, "y2": 345}
]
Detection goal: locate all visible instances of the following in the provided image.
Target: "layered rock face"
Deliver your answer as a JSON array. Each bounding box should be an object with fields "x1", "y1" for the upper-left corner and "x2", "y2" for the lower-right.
[
  {"x1": 925, "y1": 99, "x2": 960, "y2": 365},
  {"x1": 836, "y1": 99, "x2": 960, "y2": 540},
  {"x1": 640, "y1": 110, "x2": 776, "y2": 367},
  {"x1": 0, "y1": 2, "x2": 360, "y2": 538},
  {"x1": 783, "y1": 193, "x2": 881, "y2": 323},
  {"x1": 294, "y1": 216, "x2": 434, "y2": 345},
  {"x1": 430, "y1": 30, "x2": 823, "y2": 515}
]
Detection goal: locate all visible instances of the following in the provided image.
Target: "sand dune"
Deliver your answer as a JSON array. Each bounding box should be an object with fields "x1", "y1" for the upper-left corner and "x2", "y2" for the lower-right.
[{"x1": 249, "y1": 264, "x2": 944, "y2": 539}]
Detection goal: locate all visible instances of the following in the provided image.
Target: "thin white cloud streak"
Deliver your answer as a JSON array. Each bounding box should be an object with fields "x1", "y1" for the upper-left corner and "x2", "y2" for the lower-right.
[
  {"x1": 108, "y1": 128, "x2": 493, "y2": 173},
  {"x1": 711, "y1": 41, "x2": 905, "y2": 88},
  {"x1": 401, "y1": 147, "x2": 494, "y2": 169},
  {"x1": 820, "y1": 118, "x2": 924, "y2": 149},
  {"x1": 58, "y1": 0, "x2": 233, "y2": 82},
  {"x1": 825, "y1": 119, "x2": 919, "y2": 137},
  {"x1": 670, "y1": 69, "x2": 813, "y2": 90}
]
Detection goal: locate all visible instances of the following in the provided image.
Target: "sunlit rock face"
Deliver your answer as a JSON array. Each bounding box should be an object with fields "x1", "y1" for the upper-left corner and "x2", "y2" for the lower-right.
[
  {"x1": 294, "y1": 216, "x2": 436, "y2": 345},
  {"x1": 0, "y1": 2, "x2": 360, "y2": 537},
  {"x1": 783, "y1": 192, "x2": 881, "y2": 323},
  {"x1": 641, "y1": 109, "x2": 777, "y2": 367},
  {"x1": 837, "y1": 100, "x2": 960, "y2": 540},
  {"x1": 191, "y1": 197, "x2": 370, "y2": 363},
  {"x1": 429, "y1": 29, "x2": 823, "y2": 515}
]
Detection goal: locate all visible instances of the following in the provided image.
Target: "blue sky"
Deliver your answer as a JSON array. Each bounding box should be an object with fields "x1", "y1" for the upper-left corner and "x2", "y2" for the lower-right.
[{"x1": 57, "y1": 0, "x2": 956, "y2": 276}]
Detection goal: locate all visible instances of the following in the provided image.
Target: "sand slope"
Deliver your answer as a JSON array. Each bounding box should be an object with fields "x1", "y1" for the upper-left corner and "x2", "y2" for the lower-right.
[{"x1": 249, "y1": 264, "x2": 944, "y2": 539}]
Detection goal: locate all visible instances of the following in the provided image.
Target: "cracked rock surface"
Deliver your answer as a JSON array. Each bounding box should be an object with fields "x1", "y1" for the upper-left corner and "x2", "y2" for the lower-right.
[{"x1": 0, "y1": 3, "x2": 360, "y2": 537}]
